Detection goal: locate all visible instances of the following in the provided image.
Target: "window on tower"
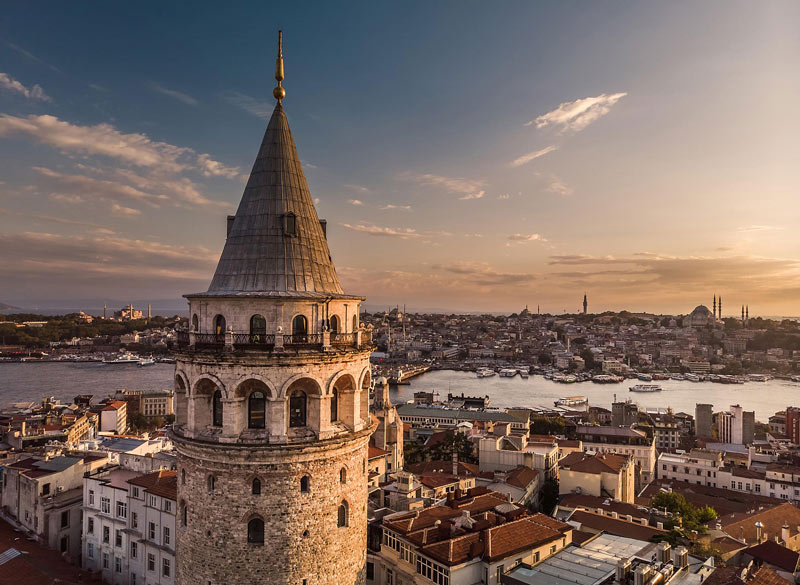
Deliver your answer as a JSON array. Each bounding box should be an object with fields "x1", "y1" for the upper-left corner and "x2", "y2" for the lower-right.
[
  {"x1": 337, "y1": 501, "x2": 349, "y2": 528},
  {"x1": 212, "y1": 390, "x2": 223, "y2": 427},
  {"x1": 330, "y1": 388, "x2": 338, "y2": 422},
  {"x1": 340, "y1": 467, "x2": 347, "y2": 484},
  {"x1": 252, "y1": 478, "x2": 261, "y2": 496},
  {"x1": 284, "y1": 212, "x2": 297, "y2": 236},
  {"x1": 248, "y1": 391, "x2": 266, "y2": 429},
  {"x1": 247, "y1": 518, "x2": 265, "y2": 545},
  {"x1": 207, "y1": 475, "x2": 215, "y2": 493},
  {"x1": 300, "y1": 475, "x2": 310, "y2": 493},
  {"x1": 292, "y1": 314, "x2": 308, "y2": 341},
  {"x1": 329, "y1": 315, "x2": 339, "y2": 334},
  {"x1": 289, "y1": 390, "x2": 307, "y2": 427},
  {"x1": 250, "y1": 314, "x2": 266, "y2": 341},
  {"x1": 214, "y1": 314, "x2": 226, "y2": 339},
  {"x1": 191, "y1": 313, "x2": 198, "y2": 331}
]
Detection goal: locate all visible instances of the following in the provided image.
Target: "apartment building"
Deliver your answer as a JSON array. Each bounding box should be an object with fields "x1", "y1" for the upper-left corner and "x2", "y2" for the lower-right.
[
  {"x1": 559, "y1": 452, "x2": 635, "y2": 503},
  {"x1": 657, "y1": 450, "x2": 722, "y2": 487},
  {"x1": 574, "y1": 425, "x2": 657, "y2": 487}
]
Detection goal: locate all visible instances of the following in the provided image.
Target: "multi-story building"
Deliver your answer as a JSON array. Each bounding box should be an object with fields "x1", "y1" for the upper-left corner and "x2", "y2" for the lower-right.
[
  {"x1": 611, "y1": 401, "x2": 638, "y2": 428},
  {"x1": 695, "y1": 403, "x2": 713, "y2": 439},
  {"x1": 370, "y1": 488, "x2": 573, "y2": 585},
  {"x1": 2, "y1": 453, "x2": 107, "y2": 562},
  {"x1": 786, "y1": 407, "x2": 800, "y2": 444},
  {"x1": 649, "y1": 414, "x2": 682, "y2": 451},
  {"x1": 169, "y1": 35, "x2": 375, "y2": 585},
  {"x1": 100, "y1": 401, "x2": 128, "y2": 434},
  {"x1": 657, "y1": 450, "x2": 722, "y2": 487},
  {"x1": 478, "y1": 427, "x2": 559, "y2": 481},
  {"x1": 574, "y1": 425, "x2": 657, "y2": 487},
  {"x1": 141, "y1": 390, "x2": 174, "y2": 420},
  {"x1": 127, "y1": 470, "x2": 177, "y2": 585},
  {"x1": 717, "y1": 404, "x2": 755, "y2": 445},
  {"x1": 559, "y1": 452, "x2": 635, "y2": 503}
]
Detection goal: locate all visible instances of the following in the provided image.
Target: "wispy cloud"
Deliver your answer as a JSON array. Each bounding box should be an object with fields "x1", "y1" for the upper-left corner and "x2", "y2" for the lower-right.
[
  {"x1": 381, "y1": 204, "x2": 412, "y2": 211},
  {"x1": 147, "y1": 82, "x2": 198, "y2": 106},
  {"x1": 435, "y1": 261, "x2": 538, "y2": 286},
  {"x1": 498, "y1": 193, "x2": 511, "y2": 200},
  {"x1": 345, "y1": 184, "x2": 370, "y2": 194},
  {"x1": 0, "y1": 72, "x2": 51, "y2": 102},
  {"x1": 347, "y1": 199, "x2": 364, "y2": 206},
  {"x1": 3, "y1": 41, "x2": 61, "y2": 73},
  {"x1": 737, "y1": 225, "x2": 784, "y2": 233},
  {"x1": 0, "y1": 114, "x2": 238, "y2": 180},
  {"x1": 546, "y1": 176, "x2": 573, "y2": 197},
  {"x1": 340, "y1": 223, "x2": 421, "y2": 239},
  {"x1": 508, "y1": 233, "x2": 547, "y2": 243},
  {"x1": 509, "y1": 145, "x2": 557, "y2": 168},
  {"x1": 49, "y1": 193, "x2": 84, "y2": 204},
  {"x1": 527, "y1": 93, "x2": 627, "y2": 132},
  {"x1": 222, "y1": 91, "x2": 272, "y2": 119},
  {"x1": 405, "y1": 172, "x2": 487, "y2": 200},
  {"x1": 111, "y1": 203, "x2": 142, "y2": 217}
]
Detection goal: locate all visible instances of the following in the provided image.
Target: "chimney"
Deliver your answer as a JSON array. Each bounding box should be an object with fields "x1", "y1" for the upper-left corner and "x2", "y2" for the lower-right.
[
  {"x1": 319, "y1": 219, "x2": 327, "y2": 238},
  {"x1": 452, "y1": 451, "x2": 458, "y2": 477},
  {"x1": 616, "y1": 559, "x2": 631, "y2": 582},
  {"x1": 226, "y1": 215, "x2": 235, "y2": 237},
  {"x1": 657, "y1": 521, "x2": 664, "y2": 530},
  {"x1": 755, "y1": 521, "x2": 764, "y2": 544},
  {"x1": 674, "y1": 546, "x2": 689, "y2": 569},
  {"x1": 658, "y1": 541, "x2": 671, "y2": 563},
  {"x1": 634, "y1": 564, "x2": 651, "y2": 585},
  {"x1": 782, "y1": 524, "x2": 790, "y2": 543}
]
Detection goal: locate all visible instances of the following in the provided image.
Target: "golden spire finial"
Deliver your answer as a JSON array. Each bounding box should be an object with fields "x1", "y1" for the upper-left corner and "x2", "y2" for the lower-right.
[{"x1": 273, "y1": 30, "x2": 285, "y2": 102}]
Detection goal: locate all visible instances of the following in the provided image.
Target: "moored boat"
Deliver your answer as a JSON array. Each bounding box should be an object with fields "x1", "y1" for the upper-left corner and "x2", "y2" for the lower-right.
[{"x1": 630, "y1": 384, "x2": 662, "y2": 393}]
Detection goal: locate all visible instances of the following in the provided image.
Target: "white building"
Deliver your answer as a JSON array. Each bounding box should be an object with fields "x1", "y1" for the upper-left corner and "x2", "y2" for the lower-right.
[
  {"x1": 657, "y1": 450, "x2": 722, "y2": 487},
  {"x1": 100, "y1": 401, "x2": 128, "y2": 434},
  {"x1": 717, "y1": 404, "x2": 755, "y2": 445},
  {"x1": 478, "y1": 427, "x2": 559, "y2": 482}
]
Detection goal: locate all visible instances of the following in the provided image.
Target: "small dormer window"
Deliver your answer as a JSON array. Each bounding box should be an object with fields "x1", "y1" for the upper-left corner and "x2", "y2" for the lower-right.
[{"x1": 284, "y1": 212, "x2": 297, "y2": 236}]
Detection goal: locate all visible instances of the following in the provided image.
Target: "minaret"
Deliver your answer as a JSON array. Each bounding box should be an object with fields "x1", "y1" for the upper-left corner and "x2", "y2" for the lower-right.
[
  {"x1": 172, "y1": 32, "x2": 374, "y2": 585},
  {"x1": 742, "y1": 305, "x2": 745, "y2": 325},
  {"x1": 713, "y1": 295, "x2": 717, "y2": 319},
  {"x1": 719, "y1": 296, "x2": 722, "y2": 319},
  {"x1": 103, "y1": 303, "x2": 106, "y2": 320},
  {"x1": 583, "y1": 293, "x2": 588, "y2": 315},
  {"x1": 147, "y1": 303, "x2": 151, "y2": 322}
]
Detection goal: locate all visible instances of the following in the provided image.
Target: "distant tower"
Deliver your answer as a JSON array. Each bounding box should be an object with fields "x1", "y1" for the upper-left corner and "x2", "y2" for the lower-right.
[
  {"x1": 746, "y1": 306, "x2": 749, "y2": 321},
  {"x1": 713, "y1": 295, "x2": 717, "y2": 319},
  {"x1": 583, "y1": 293, "x2": 588, "y2": 315},
  {"x1": 103, "y1": 303, "x2": 107, "y2": 320},
  {"x1": 172, "y1": 32, "x2": 374, "y2": 585},
  {"x1": 147, "y1": 303, "x2": 151, "y2": 322},
  {"x1": 742, "y1": 305, "x2": 745, "y2": 325},
  {"x1": 719, "y1": 296, "x2": 722, "y2": 319}
]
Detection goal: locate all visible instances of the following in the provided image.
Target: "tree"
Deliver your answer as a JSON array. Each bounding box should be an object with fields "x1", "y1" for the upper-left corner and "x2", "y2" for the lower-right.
[
  {"x1": 540, "y1": 479, "x2": 559, "y2": 514},
  {"x1": 652, "y1": 492, "x2": 716, "y2": 533},
  {"x1": 530, "y1": 415, "x2": 565, "y2": 436}
]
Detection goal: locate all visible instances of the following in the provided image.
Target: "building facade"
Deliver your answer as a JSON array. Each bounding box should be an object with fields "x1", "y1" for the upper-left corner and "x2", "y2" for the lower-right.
[{"x1": 169, "y1": 35, "x2": 375, "y2": 585}]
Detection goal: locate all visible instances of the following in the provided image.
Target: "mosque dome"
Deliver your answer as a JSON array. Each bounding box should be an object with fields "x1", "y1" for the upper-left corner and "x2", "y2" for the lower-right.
[{"x1": 691, "y1": 305, "x2": 713, "y2": 317}]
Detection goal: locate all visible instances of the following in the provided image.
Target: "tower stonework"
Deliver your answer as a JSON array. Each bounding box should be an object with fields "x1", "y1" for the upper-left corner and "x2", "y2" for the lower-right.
[{"x1": 171, "y1": 34, "x2": 374, "y2": 585}]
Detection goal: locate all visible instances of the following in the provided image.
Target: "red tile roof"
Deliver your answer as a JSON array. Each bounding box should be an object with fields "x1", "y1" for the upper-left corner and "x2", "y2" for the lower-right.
[
  {"x1": 561, "y1": 452, "x2": 629, "y2": 474},
  {"x1": 569, "y1": 509, "x2": 666, "y2": 541},
  {"x1": 745, "y1": 540, "x2": 800, "y2": 573},
  {"x1": 127, "y1": 469, "x2": 177, "y2": 501}
]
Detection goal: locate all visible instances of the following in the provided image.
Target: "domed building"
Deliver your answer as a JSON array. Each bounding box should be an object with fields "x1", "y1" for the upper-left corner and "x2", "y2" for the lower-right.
[
  {"x1": 682, "y1": 304, "x2": 716, "y2": 328},
  {"x1": 170, "y1": 33, "x2": 375, "y2": 585}
]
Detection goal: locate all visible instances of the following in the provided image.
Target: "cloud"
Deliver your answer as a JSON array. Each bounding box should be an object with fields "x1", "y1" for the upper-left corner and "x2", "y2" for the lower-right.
[
  {"x1": 0, "y1": 207, "x2": 105, "y2": 229},
  {"x1": 347, "y1": 199, "x2": 364, "y2": 206},
  {"x1": 340, "y1": 223, "x2": 421, "y2": 239},
  {"x1": 195, "y1": 154, "x2": 240, "y2": 179},
  {"x1": 0, "y1": 72, "x2": 51, "y2": 102},
  {"x1": 406, "y1": 172, "x2": 487, "y2": 200},
  {"x1": 381, "y1": 204, "x2": 412, "y2": 211},
  {"x1": 222, "y1": 91, "x2": 273, "y2": 119},
  {"x1": 49, "y1": 193, "x2": 84, "y2": 204},
  {"x1": 434, "y1": 262, "x2": 538, "y2": 287},
  {"x1": 546, "y1": 177, "x2": 573, "y2": 197},
  {"x1": 509, "y1": 145, "x2": 557, "y2": 168},
  {"x1": 147, "y1": 82, "x2": 198, "y2": 106},
  {"x1": 508, "y1": 233, "x2": 547, "y2": 243},
  {"x1": 0, "y1": 114, "x2": 237, "y2": 178},
  {"x1": 498, "y1": 193, "x2": 511, "y2": 200},
  {"x1": 34, "y1": 167, "x2": 166, "y2": 207},
  {"x1": 737, "y1": 225, "x2": 784, "y2": 233},
  {"x1": 3, "y1": 42, "x2": 61, "y2": 73},
  {"x1": 111, "y1": 203, "x2": 142, "y2": 217},
  {"x1": 345, "y1": 184, "x2": 370, "y2": 194},
  {"x1": 527, "y1": 93, "x2": 627, "y2": 132}
]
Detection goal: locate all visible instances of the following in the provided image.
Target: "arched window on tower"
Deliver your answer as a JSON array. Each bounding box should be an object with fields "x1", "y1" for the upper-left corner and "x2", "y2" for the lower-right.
[
  {"x1": 292, "y1": 315, "x2": 307, "y2": 341},
  {"x1": 329, "y1": 315, "x2": 339, "y2": 334},
  {"x1": 283, "y1": 212, "x2": 297, "y2": 236},
  {"x1": 214, "y1": 314, "x2": 226, "y2": 340},
  {"x1": 180, "y1": 500, "x2": 187, "y2": 527},
  {"x1": 247, "y1": 518, "x2": 265, "y2": 545},
  {"x1": 340, "y1": 467, "x2": 347, "y2": 484},
  {"x1": 180, "y1": 469, "x2": 186, "y2": 485},
  {"x1": 191, "y1": 314, "x2": 198, "y2": 331},
  {"x1": 330, "y1": 388, "x2": 338, "y2": 422},
  {"x1": 352, "y1": 314, "x2": 358, "y2": 332},
  {"x1": 248, "y1": 391, "x2": 266, "y2": 429},
  {"x1": 250, "y1": 314, "x2": 266, "y2": 342},
  {"x1": 252, "y1": 478, "x2": 261, "y2": 495},
  {"x1": 337, "y1": 501, "x2": 349, "y2": 528},
  {"x1": 207, "y1": 475, "x2": 216, "y2": 493},
  {"x1": 300, "y1": 475, "x2": 310, "y2": 493},
  {"x1": 289, "y1": 390, "x2": 307, "y2": 427},
  {"x1": 212, "y1": 390, "x2": 222, "y2": 427}
]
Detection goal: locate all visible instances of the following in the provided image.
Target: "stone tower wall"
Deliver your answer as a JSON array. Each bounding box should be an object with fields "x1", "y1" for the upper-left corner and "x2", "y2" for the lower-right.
[{"x1": 174, "y1": 426, "x2": 372, "y2": 585}]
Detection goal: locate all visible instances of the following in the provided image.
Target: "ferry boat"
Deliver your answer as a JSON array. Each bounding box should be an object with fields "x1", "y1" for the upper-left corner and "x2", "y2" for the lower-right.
[
  {"x1": 553, "y1": 374, "x2": 577, "y2": 384},
  {"x1": 103, "y1": 351, "x2": 140, "y2": 365},
  {"x1": 517, "y1": 368, "x2": 529, "y2": 379},
  {"x1": 591, "y1": 374, "x2": 623, "y2": 384},
  {"x1": 636, "y1": 373, "x2": 653, "y2": 382},
  {"x1": 138, "y1": 358, "x2": 156, "y2": 367},
  {"x1": 499, "y1": 368, "x2": 518, "y2": 377},
  {"x1": 555, "y1": 396, "x2": 588, "y2": 408},
  {"x1": 630, "y1": 384, "x2": 662, "y2": 393},
  {"x1": 684, "y1": 373, "x2": 700, "y2": 382},
  {"x1": 747, "y1": 374, "x2": 769, "y2": 382},
  {"x1": 476, "y1": 368, "x2": 496, "y2": 378}
]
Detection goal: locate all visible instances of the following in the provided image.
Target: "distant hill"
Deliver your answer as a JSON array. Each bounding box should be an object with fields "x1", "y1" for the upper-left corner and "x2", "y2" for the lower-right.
[{"x1": 0, "y1": 302, "x2": 20, "y2": 311}]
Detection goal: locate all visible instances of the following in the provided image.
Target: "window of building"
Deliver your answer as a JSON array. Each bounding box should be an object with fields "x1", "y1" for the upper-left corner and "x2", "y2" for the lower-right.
[
  {"x1": 88, "y1": 518, "x2": 94, "y2": 534},
  {"x1": 149, "y1": 522, "x2": 156, "y2": 541},
  {"x1": 250, "y1": 314, "x2": 267, "y2": 338},
  {"x1": 289, "y1": 390, "x2": 307, "y2": 427},
  {"x1": 248, "y1": 518, "x2": 265, "y2": 545},
  {"x1": 115, "y1": 556, "x2": 122, "y2": 573},
  {"x1": 115, "y1": 529, "x2": 122, "y2": 547},
  {"x1": 386, "y1": 568, "x2": 394, "y2": 585},
  {"x1": 61, "y1": 510, "x2": 69, "y2": 528},
  {"x1": 340, "y1": 467, "x2": 347, "y2": 484},
  {"x1": 42, "y1": 483, "x2": 50, "y2": 496},
  {"x1": 163, "y1": 527, "x2": 170, "y2": 546},
  {"x1": 252, "y1": 478, "x2": 261, "y2": 495},
  {"x1": 131, "y1": 541, "x2": 138, "y2": 559},
  {"x1": 367, "y1": 562, "x2": 374, "y2": 580},
  {"x1": 116, "y1": 501, "x2": 127, "y2": 519},
  {"x1": 212, "y1": 390, "x2": 223, "y2": 427},
  {"x1": 103, "y1": 552, "x2": 109, "y2": 570},
  {"x1": 497, "y1": 565, "x2": 505, "y2": 582},
  {"x1": 301, "y1": 475, "x2": 310, "y2": 493},
  {"x1": 207, "y1": 475, "x2": 215, "y2": 493},
  {"x1": 248, "y1": 391, "x2": 266, "y2": 429},
  {"x1": 353, "y1": 314, "x2": 358, "y2": 332},
  {"x1": 329, "y1": 315, "x2": 339, "y2": 334},
  {"x1": 101, "y1": 497, "x2": 110, "y2": 514},
  {"x1": 181, "y1": 469, "x2": 186, "y2": 485},
  {"x1": 214, "y1": 314, "x2": 226, "y2": 337},
  {"x1": 88, "y1": 489, "x2": 95, "y2": 505},
  {"x1": 416, "y1": 556, "x2": 449, "y2": 585},
  {"x1": 87, "y1": 543, "x2": 94, "y2": 559},
  {"x1": 180, "y1": 501, "x2": 187, "y2": 527},
  {"x1": 284, "y1": 212, "x2": 297, "y2": 236},
  {"x1": 132, "y1": 574, "x2": 137, "y2": 585},
  {"x1": 291, "y1": 314, "x2": 307, "y2": 338},
  {"x1": 163, "y1": 558, "x2": 171, "y2": 577},
  {"x1": 331, "y1": 388, "x2": 338, "y2": 422},
  {"x1": 337, "y1": 501, "x2": 349, "y2": 528},
  {"x1": 147, "y1": 553, "x2": 155, "y2": 572},
  {"x1": 103, "y1": 526, "x2": 110, "y2": 543},
  {"x1": 164, "y1": 500, "x2": 172, "y2": 513},
  {"x1": 131, "y1": 487, "x2": 139, "y2": 498}
]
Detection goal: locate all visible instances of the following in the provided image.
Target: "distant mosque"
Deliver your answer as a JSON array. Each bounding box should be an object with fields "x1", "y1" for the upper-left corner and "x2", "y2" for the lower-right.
[{"x1": 682, "y1": 295, "x2": 723, "y2": 328}]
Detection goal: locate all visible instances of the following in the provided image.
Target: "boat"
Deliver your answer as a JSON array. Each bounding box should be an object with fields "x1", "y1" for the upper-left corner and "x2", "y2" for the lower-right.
[
  {"x1": 684, "y1": 373, "x2": 700, "y2": 382},
  {"x1": 517, "y1": 368, "x2": 529, "y2": 379},
  {"x1": 103, "y1": 351, "x2": 140, "y2": 364},
  {"x1": 636, "y1": 373, "x2": 653, "y2": 382},
  {"x1": 792, "y1": 376, "x2": 800, "y2": 383},
  {"x1": 592, "y1": 374, "x2": 623, "y2": 384},
  {"x1": 138, "y1": 358, "x2": 156, "y2": 367},
  {"x1": 555, "y1": 396, "x2": 588, "y2": 408},
  {"x1": 747, "y1": 374, "x2": 769, "y2": 382},
  {"x1": 476, "y1": 368, "x2": 496, "y2": 378},
  {"x1": 553, "y1": 374, "x2": 577, "y2": 384},
  {"x1": 630, "y1": 384, "x2": 662, "y2": 393},
  {"x1": 499, "y1": 368, "x2": 518, "y2": 377}
]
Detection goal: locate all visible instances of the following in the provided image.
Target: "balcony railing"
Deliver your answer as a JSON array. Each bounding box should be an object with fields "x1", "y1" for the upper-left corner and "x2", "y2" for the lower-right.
[
  {"x1": 284, "y1": 333, "x2": 323, "y2": 347},
  {"x1": 233, "y1": 333, "x2": 276, "y2": 349},
  {"x1": 331, "y1": 332, "x2": 356, "y2": 347},
  {"x1": 194, "y1": 332, "x2": 224, "y2": 349},
  {"x1": 176, "y1": 331, "x2": 189, "y2": 345}
]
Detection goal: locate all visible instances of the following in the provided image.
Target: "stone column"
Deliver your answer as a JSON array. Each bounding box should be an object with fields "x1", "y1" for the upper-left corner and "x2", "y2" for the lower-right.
[
  {"x1": 322, "y1": 327, "x2": 331, "y2": 351},
  {"x1": 189, "y1": 331, "x2": 196, "y2": 348},
  {"x1": 274, "y1": 327, "x2": 284, "y2": 352},
  {"x1": 224, "y1": 328, "x2": 234, "y2": 352}
]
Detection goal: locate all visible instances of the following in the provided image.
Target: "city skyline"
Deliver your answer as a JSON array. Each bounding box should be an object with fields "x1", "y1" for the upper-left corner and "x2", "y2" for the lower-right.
[{"x1": 1, "y1": 2, "x2": 799, "y2": 315}]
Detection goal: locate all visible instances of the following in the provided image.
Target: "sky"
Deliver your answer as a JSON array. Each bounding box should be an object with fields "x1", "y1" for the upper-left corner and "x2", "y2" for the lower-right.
[{"x1": 1, "y1": 1, "x2": 799, "y2": 315}]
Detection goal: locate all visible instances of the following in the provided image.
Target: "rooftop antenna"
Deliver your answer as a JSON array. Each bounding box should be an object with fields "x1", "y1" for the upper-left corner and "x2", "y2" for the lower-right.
[{"x1": 273, "y1": 30, "x2": 285, "y2": 102}]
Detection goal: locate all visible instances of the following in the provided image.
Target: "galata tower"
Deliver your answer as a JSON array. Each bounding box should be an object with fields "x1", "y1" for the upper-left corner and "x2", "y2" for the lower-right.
[{"x1": 171, "y1": 32, "x2": 375, "y2": 585}]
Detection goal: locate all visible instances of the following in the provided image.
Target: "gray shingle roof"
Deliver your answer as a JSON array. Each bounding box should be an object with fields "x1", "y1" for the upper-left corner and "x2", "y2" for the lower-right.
[{"x1": 205, "y1": 102, "x2": 345, "y2": 297}]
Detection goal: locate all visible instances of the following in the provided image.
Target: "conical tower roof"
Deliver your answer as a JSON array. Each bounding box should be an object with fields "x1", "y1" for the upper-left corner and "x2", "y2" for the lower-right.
[{"x1": 204, "y1": 102, "x2": 347, "y2": 297}]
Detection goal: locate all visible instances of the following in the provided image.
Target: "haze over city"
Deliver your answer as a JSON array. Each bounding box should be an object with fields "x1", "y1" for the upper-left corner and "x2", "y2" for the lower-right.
[{"x1": 1, "y1": 1, "x2": 799, "y2": 314}]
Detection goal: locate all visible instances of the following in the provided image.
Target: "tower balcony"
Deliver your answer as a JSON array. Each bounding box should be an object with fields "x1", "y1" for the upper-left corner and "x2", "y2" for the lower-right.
[{"x1": 175, "y1": 329, "x2": 372, "y2": 353}]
